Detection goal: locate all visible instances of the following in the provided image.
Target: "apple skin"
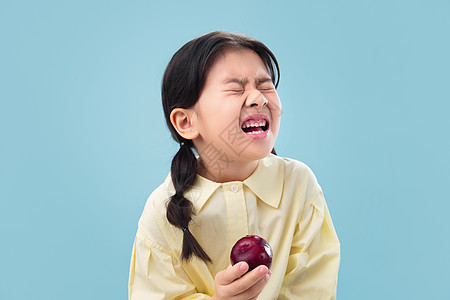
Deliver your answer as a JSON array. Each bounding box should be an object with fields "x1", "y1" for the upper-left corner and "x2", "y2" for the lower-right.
[{"x1": 230, "y1": 235, "x2": 272, "y2": 271}]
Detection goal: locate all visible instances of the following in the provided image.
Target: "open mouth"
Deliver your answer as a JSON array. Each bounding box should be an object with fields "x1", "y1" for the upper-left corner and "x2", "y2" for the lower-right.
[{"x1": 241, "y1": 117, "x2": 269, "y2": 135}]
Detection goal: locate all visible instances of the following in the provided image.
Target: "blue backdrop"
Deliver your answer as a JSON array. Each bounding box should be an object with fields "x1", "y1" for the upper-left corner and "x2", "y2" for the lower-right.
[{"x1": 1, "y1": 0, "x2": 449, "y2": 299}]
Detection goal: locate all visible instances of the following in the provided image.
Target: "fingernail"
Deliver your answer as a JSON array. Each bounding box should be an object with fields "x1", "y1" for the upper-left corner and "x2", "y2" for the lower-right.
[
  {"x1": 259, "y1": 266, "x2": 268, "y2": 274},
  {"x1": 240, "y1": 263, "x2": 247, "y2": 271}
]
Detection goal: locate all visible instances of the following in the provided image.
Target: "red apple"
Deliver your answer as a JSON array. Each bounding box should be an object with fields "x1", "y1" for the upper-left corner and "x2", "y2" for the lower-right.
[{"x1": 230, "y1": 235, "x2": 272, "y2": 271}]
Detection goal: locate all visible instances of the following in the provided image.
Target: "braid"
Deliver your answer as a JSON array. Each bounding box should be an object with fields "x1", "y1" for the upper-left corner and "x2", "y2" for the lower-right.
[{"x1": 166, "y1": 142, "x2": 212, "y2": 263}]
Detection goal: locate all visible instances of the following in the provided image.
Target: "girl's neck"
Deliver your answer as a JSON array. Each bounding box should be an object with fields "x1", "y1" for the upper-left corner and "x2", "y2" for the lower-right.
[{"x1": 197, "y1": 157, "x2": 259, "y2": 183}]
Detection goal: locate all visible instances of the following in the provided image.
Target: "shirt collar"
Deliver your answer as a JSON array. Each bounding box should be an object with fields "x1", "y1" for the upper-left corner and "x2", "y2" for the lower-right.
[
  {"x1": 243, "y1": 154, "x2": 284, "y2": 209},
  {"x1": 182, "y1": 154, "x2": 284, "y2": 215}
]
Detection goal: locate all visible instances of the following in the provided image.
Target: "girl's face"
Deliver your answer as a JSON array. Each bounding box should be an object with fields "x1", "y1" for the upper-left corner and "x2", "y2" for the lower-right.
[{"x1": 190, "y1": 48, "x2": 282, "y2": 165}]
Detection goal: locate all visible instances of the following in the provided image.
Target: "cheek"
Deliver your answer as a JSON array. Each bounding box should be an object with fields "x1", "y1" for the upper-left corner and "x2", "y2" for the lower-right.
[
  {"x1": 270, "y1": 99, "x2": 282, "y2": 126},
  {"x1": 272, "y1": 96, "x2": 282, "y2": 116},
  {"x1": 198, "y1": 106, "x2": 239, "y2": 136}
]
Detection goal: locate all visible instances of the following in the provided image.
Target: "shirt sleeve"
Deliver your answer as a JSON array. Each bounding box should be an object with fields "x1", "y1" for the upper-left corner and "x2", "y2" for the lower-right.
[
  {"x1": 128, "y1": 232, "x2": 212, "y2": 300},
  {"x1": 279, "y1": 191, "x2": 341, "y2": 299}
]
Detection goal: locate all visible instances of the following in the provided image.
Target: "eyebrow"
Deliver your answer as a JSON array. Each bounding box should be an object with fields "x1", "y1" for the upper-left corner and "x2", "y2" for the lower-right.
[
  {"x1": 255, "y1": 77, "x2": 273, "y2": 85},
  {"x1": 223, "y1": 78, "x2": 248, "y2": 86},
  {"x1": 222, "y1": 77, "x2": 273, "y2": 86}
]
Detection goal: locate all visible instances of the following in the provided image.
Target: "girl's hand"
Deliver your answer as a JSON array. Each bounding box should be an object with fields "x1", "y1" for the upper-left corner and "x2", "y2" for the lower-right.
[{"x1": 212, "y1": 262, "x2": 271, "y2": 300}]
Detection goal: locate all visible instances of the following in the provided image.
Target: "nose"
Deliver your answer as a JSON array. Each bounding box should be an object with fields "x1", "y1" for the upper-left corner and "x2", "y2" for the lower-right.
[{"x1": 246, "y1": 90, "x2": 268, "y2": 108}]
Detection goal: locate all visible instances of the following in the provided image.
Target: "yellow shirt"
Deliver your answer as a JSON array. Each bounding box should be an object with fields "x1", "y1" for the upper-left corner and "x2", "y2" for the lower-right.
[{"x1": 128, "y1": 154, "x2": 340, "y2": 299}]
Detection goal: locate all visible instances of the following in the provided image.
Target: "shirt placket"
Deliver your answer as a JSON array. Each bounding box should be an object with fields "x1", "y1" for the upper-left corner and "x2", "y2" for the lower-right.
[{"x1": 222, "y1": 182, "x2": 249, "y2": 252}]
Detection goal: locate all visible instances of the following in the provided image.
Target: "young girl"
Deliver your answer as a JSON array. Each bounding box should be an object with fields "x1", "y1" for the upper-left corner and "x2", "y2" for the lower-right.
[{"x1": 128, "y1": 31, "x2": 340, "y2": 299}]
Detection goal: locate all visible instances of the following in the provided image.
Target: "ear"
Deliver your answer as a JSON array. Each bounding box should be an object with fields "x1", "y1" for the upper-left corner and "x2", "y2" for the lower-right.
[{"x1": 170, "y1": 108, "x2": 199, "y2": 140}]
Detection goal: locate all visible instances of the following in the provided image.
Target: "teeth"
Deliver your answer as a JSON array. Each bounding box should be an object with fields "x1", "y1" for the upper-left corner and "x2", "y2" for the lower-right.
[
  {"x1": 243, "y1": 120, "x2": 266, "y2": 128},
  {"x1": 246, "y1": 130, "x2": 264, "y2": 135}
]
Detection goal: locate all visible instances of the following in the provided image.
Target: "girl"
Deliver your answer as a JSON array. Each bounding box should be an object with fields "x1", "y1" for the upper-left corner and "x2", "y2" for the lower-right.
[{"x1": 128, "y1": 31, "x2": 340, "y2": 300}]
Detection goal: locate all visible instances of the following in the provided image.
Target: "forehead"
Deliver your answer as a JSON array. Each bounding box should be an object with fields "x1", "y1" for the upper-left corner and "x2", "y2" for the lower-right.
[{"x1": 206, "y1": 48, "x2": 270, "y2": 82}]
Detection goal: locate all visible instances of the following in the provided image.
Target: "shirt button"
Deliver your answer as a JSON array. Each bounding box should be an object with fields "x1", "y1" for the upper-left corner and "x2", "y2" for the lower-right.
[{"x1": 231, "y1": 185, "x2": 239, "y2": 192}]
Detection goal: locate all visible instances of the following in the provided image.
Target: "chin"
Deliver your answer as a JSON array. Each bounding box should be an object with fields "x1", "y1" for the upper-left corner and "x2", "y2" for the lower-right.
[{"x1": 241, "y1": 144, "x2": 274, "y2": 161}]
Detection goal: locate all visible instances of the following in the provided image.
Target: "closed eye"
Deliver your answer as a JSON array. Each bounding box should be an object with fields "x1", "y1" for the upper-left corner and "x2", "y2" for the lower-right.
[
  {"x1": 258, "y1": 82, "x2": 275, "y2": 92},
  {"x1": 225, "y1": 90, "x2": 244, "y2": 94}
]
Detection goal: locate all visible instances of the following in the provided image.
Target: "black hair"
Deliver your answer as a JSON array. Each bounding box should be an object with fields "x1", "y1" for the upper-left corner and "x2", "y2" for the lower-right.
[{"x1": 162, "y1": 31, "x2": 280, "y2": 263}]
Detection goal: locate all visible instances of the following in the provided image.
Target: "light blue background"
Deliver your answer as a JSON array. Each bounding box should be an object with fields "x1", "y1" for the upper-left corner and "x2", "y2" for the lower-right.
[{"x1": 1, "y1": 1, "x2": 449, "y2": 299}]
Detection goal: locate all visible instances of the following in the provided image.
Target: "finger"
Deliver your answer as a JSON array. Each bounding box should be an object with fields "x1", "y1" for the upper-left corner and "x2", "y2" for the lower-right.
[
  {"x1": 215, "y1": 262, "x2": 249, "y2": 285},
  {"x1": 242, "y1": 271, "x2": 271, "y2": 299},
  {"x1": 229, "y1": 265, "x2": 270, "y2": 295},
  {"x1": 249, "y1": 292, "x2": 263, "y2": 300}
]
